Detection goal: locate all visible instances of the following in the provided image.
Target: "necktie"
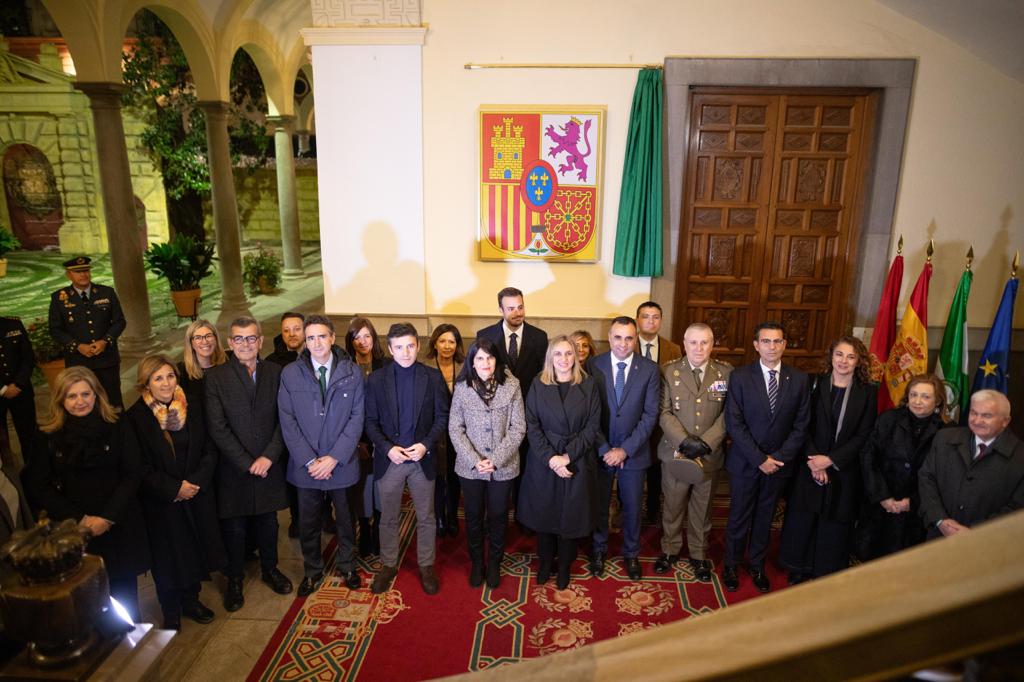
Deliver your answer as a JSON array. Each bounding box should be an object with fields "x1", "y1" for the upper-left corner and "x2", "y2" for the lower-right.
[
  {"x1": 80, "y1": 290, "x2": 89, "y2": 303},
  {"x1": 317, "y1": 365, "x2": 328, "y2": 401},
  {"x1": 767, "y1": 369, "x2": 778, "y2": 415},
  {"x1": 508, "y1": 332, "x2": 519, "y2": 368},
  {"x1": 975, "y1": 442, "x2": 988, "y2": 461},
  {"x1": 645, "y1": 343, "x2": 653, "y2": 360},
  {"x1": 693, "y1": 366, "x2": 702, "y2": 388},
  {"x1": 614, "y1": 361, "x2": 626, "y2": 406}
]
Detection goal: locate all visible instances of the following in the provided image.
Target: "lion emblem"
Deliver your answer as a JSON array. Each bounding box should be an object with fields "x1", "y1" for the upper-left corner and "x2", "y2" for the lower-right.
[{"x1": 545, "y1": 117, "x2": 592, "y2": 182}]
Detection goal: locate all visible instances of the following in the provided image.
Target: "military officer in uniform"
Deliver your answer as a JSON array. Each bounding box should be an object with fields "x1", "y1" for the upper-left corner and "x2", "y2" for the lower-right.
[
  {"x1": 48, "y1": 256, "x2": 126, "y2": 407},
  {"x1": 1, "y1": 316, "x2": 36, "y2": 461},
  {"x1": 654, "y1": 322, "x2": 732, "y2": 582}
]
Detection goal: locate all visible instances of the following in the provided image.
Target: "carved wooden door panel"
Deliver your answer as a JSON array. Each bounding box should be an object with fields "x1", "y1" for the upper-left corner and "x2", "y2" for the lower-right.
[{"x1": 674, "y1": 90, "x2": 873, "y2": 370}]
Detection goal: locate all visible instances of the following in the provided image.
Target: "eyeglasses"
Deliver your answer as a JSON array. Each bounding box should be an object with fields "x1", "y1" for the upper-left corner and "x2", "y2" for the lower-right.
[
  {"x1": 192, "y1": 333, "x2": 216, "y2": 342},
  {"x1": 230, "y1": 335, "x2": 260, "y2": 345}
]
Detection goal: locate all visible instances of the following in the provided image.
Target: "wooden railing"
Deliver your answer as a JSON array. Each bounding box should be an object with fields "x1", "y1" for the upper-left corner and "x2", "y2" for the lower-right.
[{"x1": 440, "y1": 509, "x2": 1024, "y2": 681}]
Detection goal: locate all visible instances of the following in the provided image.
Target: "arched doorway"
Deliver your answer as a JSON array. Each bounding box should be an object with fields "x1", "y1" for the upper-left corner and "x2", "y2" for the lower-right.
[{"x1": 2, "y1": 144, "x2": 63, "y2": 250}]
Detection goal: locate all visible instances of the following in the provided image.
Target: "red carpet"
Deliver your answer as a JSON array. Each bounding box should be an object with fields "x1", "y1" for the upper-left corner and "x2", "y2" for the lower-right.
[{"x1": 248, "y1": 481, "x2": 787, "y2": 681}]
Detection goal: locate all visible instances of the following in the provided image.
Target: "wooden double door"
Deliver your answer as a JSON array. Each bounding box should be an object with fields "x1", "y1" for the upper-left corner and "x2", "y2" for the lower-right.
[{"x1": 673, "y1": 89, "x2": 876, "y2": 370}]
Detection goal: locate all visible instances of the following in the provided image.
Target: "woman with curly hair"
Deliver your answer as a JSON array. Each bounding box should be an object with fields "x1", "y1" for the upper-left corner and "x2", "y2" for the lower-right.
[{"x1": 779, "y1": 335, "x2": 877, "y2": 583}]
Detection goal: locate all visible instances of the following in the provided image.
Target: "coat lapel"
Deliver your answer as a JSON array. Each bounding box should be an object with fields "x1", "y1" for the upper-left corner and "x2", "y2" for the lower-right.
[
  {"x1": 413, "y1": 363, "x2": 429, "y2": 422},
  {"x1": 384, "y1": 363, "x2": 399, "y2": 429}
]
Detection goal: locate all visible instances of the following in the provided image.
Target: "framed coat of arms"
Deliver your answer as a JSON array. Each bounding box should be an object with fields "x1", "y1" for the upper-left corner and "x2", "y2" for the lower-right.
[{"x1": 478, "y1": 105, "x2": 605, "y2": 262}]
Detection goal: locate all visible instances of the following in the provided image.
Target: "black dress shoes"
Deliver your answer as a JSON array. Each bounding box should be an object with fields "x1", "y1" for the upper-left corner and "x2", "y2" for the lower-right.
[
  {"x1": 588, "y1": 552, "x2": 606, "y2": 578},
  {"x1": 181, "y1": 599, "x2": 215, "y2": 624},
  {"x1": 371, "y1": 565, "x2": 398, "y2": 594},
  {"x1": 298, "y1": 573, "x2": 324, "y2": 597},
  {"x1": 224, "y1": 577, "x2": 245, "y2": 611},
  {"x1": 689, "y1": 558, "x2": 712, "y2": 582},
  {"x1": 262, "y1": 568, "x2": 294, "y2": 595},
  {"x1": 653, "y1": 553, "x2": 678, "y2": 574},
  {"x1": 788, "y1": 571, "x2": 808, "y2": 586},
  {"x1": 722, "y1": 565, "x2": 739, "y2": 592},
  {"x1": 625, "y1": 557, "x2": 642, "y2": 581},
  {"x1": 748, "y1": 566, "x2": 770, "y2": 593},
  {"x1": 341, "y1": 569, "x2": 361, "y2": 590}
]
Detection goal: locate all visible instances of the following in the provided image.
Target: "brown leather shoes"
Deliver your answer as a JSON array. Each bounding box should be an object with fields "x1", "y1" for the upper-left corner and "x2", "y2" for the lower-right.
[
  {"x1": 419, "y1": 565, "x2": 440, "y2": 595},
  {"x1": 371, "y1": 565, "x2": 398, "y2": 594}
]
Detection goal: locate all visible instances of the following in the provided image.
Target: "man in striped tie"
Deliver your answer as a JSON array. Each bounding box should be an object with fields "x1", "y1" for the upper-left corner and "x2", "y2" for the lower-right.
[{"x1": 721, "y1": 322, "x2": 810, "y2": 593}]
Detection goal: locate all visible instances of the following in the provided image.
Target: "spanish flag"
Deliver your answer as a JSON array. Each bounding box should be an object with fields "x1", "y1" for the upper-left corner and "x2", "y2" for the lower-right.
[{"x1": 884, "y1": 257, "x2": 932, "y2": 406}]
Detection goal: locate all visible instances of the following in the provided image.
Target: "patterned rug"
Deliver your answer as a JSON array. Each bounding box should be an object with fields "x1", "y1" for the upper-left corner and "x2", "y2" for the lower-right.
[{"x1": 248, "y1": 480, "x2": 786, "y2": 681}]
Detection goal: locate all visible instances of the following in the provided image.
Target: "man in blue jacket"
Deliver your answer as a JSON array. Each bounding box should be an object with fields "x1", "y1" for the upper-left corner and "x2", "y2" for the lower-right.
[
  {"x1": 278, "y1": 314, "x2": 365, "y2": 596},
  {"x1": 365, "y1": 323, "x2": 450, "y2": 595},
  {"x1": 586, "y1": 316, "x2": 661, "y2": 581}
]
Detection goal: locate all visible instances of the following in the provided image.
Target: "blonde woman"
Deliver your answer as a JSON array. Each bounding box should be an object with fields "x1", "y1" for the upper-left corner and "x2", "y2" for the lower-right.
[
  {"x1": 516, "y1": 336, "x2": 602, "y2": 589},
  {"x1": 178, "y1": 319, "x2": 227, "y2": 406},
  {"x1": 27, "y1": 366, "x2": 149, "y2": 620},
  {"x1": 126, "y1": 355, "x2": 226, "y2": 630}
]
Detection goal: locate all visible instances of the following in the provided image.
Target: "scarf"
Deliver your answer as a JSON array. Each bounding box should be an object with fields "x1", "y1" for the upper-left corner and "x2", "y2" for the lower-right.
[
  {"x1": 142, "y1": 385, "x2": 188, "y2": 431},
  {"x1": 472, "y1": 377, "x2": 499, "y2": 405}
]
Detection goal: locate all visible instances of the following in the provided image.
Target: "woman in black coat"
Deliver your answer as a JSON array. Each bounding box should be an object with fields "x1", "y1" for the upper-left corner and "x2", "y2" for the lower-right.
[
  {"x1": 859, "y1": 373, "x2": 948, "y2": 559},
  {"x1": 517, "y1": 336, "x2": 602, "y2": 589},
  {"x1": 780, "y1": 336, "x2": 877, "y2": 583},
  {"x1": 26, "y1": 366, "x2": 150, "y2": 621},
  {"x1": 127, "y1": 355, "x2": 227, "y2": 630}
]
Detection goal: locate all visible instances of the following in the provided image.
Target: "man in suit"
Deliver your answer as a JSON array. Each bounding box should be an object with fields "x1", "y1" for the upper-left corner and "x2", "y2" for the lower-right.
[
  {"x1": 365, "y1": 323, "x2": 450, "y2": 595},
  {"x1": 655, "y1": 322, "x2": 732, "y2": 582},
  {"x1": 919, "y1": 390, "x2": 1023, "y2": 539},
  {"x1": 476, "y1": 287, "x2": 548, "y2": 396},
  {"x1": 48, "y1": 256, "x2": 126, "y2": 406},
  {"x1": 0, "y1": 316, "x2": 36, "y2": 462},
  {"x1": 722, "y1": 321, "x2": 810, "y2": 593},
  {"x1": 278, "y1": 315, "x2": 364, "y2": 596},
  {"x1": 206, "y1": 317, "x2": 293, "y2": 611},
  {"x1": 265, "y1": 310, "x2": 307, "y2": 538},
  {"x1": 587, "y1": 316, "x2": 660, "y2": 581},
  {"x1": 636, "y1": 301, "x2": 682, "y2": 521}
]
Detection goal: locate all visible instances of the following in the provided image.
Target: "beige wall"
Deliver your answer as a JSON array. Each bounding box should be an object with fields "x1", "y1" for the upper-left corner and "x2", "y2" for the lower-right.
[
  {"x1": 231, "y1": 166, "x2": 320, "y2": 243},
  {"x1": 418, "y1": 0, "x2": 1023, "y2": 326}
]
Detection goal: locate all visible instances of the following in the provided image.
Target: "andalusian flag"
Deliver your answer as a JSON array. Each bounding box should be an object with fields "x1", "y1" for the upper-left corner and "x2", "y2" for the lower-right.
[
  {"x1": 884, "y1": 258, "x2": 932, "y2": 406},
  {"x1": 971, "y1": 273, "x2": 1019, "y2": 396},
  {"x1": 869, "y1": 247, "x2": 904, "y2": 412},
  {"x1": 935, "y1": 265, "x2": 972, "y2": 421}
]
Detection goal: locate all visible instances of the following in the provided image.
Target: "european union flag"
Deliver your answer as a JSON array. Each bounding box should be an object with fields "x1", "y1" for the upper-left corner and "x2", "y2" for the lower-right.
[{"x1": 971, "y1": 277, "x2": 1018, "y2": 395}]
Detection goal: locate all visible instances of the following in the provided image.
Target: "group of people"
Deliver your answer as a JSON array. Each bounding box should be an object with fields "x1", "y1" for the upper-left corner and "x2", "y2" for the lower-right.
[{"x1": 1, "y1": 259, "x2": 1022, "y2": 634}]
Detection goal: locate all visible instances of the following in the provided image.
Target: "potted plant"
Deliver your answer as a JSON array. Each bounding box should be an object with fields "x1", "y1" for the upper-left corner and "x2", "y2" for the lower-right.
[
  {"x1": 243, "y1": 244, "x2": 283, "y2": 295},
  {"x1": 0, "y1": 226, "x2": 20, "y2": 278},
  {"x1": 143, "y1": 234, "x2": 215, "y2": 319},
  {"x1": 27, "y1": 320, "x2": 65, "y2": 388}
]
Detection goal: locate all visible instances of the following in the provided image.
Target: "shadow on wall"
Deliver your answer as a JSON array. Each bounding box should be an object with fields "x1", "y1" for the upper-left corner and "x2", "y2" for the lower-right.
[{"x1": 326, "y1": 221, "x2": 426, "y2": 317}]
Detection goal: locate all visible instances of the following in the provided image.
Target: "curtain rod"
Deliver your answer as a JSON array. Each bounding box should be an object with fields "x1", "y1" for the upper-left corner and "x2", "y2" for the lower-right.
[{"x1": 464, "y1": 62, "x2": 661, "y2": 70}]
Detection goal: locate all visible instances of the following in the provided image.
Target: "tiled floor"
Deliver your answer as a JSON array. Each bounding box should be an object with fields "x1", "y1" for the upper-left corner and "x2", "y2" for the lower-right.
[{"x1": 139, "y1": 509, "x2": 304, "y2": 681}]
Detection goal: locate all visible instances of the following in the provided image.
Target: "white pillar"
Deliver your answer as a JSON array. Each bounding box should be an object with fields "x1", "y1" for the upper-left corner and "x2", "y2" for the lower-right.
[
  {"x1": 301, "y1": 27, "x2": 428, "y2": 315},
  {"x1": 267, "y1": 115, "x2": 304, "y2": 278}
]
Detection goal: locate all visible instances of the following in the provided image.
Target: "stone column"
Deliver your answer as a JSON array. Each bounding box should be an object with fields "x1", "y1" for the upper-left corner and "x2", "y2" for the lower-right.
[
  {"x1": 296, "y1": 130, "x2": 311, "y2": 157},
  {"x1": 75, "y1": 82, "x2": 157, "y2": 355},
  {"x1": 197, "y1": 101, "x2": 250, "y2": 324},
  {"x1": 267, "y1": 115, "x2": 304, "y2": 278}
]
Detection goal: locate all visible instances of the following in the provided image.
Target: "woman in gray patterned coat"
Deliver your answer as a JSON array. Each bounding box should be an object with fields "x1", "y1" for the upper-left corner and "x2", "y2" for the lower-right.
[{"x1": 449, "y1": 337, "x2": 525, "y2": 589}]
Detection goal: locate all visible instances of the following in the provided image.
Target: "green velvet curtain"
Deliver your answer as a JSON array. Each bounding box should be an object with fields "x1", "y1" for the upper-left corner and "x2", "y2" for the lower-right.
[{"x1": 613, "y1": 67, "x2": 663, "y2": 277}]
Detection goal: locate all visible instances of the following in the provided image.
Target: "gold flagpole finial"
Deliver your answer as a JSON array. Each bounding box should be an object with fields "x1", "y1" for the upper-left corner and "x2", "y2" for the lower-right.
[
  {"x1": 966, "y1": 245, "x2": 974, "y2": 271},
  {"x1": 926, "y1": 239, "x2": 934, "y2": 262},
  {"x1": 897, "y1": 235, "x2": 904, "y2": 255},
  {"x1": 1012, "y1": 250, "x2": 1020, "y2": 279}
]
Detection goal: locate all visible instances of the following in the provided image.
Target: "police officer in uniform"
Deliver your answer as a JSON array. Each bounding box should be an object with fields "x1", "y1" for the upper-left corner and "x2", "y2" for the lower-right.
[
  {"x1": 48, "y1": 256, "x2": 126, "y2": 407},
  {"x1": 654, "y1": 322, "x2": 732, "y2": 582},
  {"x1": 1, "y1": 316, "x2": 36, "y2": 461}
]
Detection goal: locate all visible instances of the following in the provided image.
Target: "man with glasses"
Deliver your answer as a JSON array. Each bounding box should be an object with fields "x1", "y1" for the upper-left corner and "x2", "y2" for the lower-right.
[
  {"x1": 206, "y1": 317, "x2": 293, "y2": 611},
  {"x1": 722, "y1": 322, "x2": 809, "y2": 593},
  {"x1": 278, "y1": 315, "x2": 364, "y2": 596}
]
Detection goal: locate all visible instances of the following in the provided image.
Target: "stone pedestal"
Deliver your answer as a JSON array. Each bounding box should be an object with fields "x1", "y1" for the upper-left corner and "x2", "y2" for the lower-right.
[
  {"x1": 197, "y1": 101, "x2": 250, "y2": 325},
  {"x1": 74, "y1": 82, "x2": 158, "y2": 356},
  {"x1": 267, "y1": 115, "x2": 303, "y2": 279}
]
